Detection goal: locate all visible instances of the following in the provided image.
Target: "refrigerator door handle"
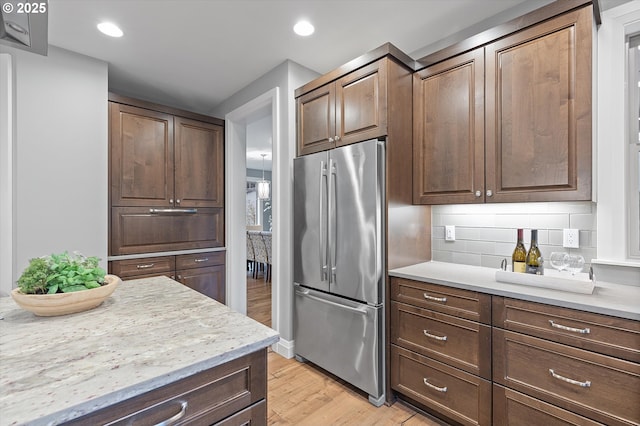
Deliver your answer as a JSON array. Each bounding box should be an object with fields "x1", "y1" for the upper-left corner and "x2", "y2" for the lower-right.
[
  {"x1": 295, "y1": 288, "x2": 368, "y2": 315},
  {"x1": 320, "y1": 160, "x2": 329, "y2": 281},
  {"x1": 329, "y1": 159, "x2": 337, "y2": 282}
]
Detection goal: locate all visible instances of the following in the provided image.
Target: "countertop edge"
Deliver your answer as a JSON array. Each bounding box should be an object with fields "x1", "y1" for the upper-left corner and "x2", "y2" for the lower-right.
[
  {"x1": 36, "y1": 335, "x2": 279, "y2": 426},
  {"x1": 389, "y1": 263, "x2": 640, "y2": 321}
]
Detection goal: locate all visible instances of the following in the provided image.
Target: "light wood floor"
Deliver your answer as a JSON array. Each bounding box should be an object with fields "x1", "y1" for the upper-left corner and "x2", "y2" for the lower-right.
[{"x1": 246, "y1": 269, "x2": 443, "y2": 426}]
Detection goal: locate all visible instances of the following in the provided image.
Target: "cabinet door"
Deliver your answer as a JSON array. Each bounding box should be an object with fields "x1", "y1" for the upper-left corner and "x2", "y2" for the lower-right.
[
  {"x1": 177, "y1": 265, "x2": 225, "y2": 303},
  {"x1": 335, "y1": 59, "x2": 387, "y2": 147},
  {"x1": 110, "y1": 103, "x2": 174, "y2": 207},
  {"x1": 174, "y1": 117, "x2": 224, "y2": 207},
  {"x1": 413, "y1": 49, "x2": 485, "y2": 204},
  {"x1": 485, "y1": 6, "x2": 592, "y2": 202},
  {"x1": 297, "y1": 83, "x2": 336, "y2": 156}
]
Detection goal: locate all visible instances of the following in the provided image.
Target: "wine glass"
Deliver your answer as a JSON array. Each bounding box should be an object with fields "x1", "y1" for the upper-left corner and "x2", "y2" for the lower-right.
[
  {"x1": 565, "y1": 254, "x2": 585, "y2": 275},
  {"x1": 549, "y1": 252, "x2": 569, "y2": 272}
]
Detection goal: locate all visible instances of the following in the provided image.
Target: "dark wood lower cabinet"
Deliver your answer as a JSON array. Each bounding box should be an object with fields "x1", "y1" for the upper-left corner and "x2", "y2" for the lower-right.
[
  {"x1": 391, "y1": 345, "x2": 491, "y2": 426},
  {"x1": 64, "y1": 349, "x2": 267, "y2": 425},
  {"x1": 177, "y1": 265, "x2": 225, "y2": 304},
  {"x1": 493, "y1": 384, "x2": 604, "y2": 426},
  {"x1": 109, "y1": 250, "x2": 226, "y2": 304}
]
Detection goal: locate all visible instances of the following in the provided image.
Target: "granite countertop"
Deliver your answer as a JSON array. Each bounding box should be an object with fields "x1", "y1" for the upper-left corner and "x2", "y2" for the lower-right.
[
  {"x1": 389, "y1": 261, "x2": 640, "y2": 321},
  {"x1": 0, "y1": 276, "x2": 279, "y2": 426}
]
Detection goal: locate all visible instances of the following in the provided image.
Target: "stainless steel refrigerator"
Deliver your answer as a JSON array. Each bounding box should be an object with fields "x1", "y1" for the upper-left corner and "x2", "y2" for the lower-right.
[{"x1": 293, "y1": 138, "x2": 385, "y2": 406}]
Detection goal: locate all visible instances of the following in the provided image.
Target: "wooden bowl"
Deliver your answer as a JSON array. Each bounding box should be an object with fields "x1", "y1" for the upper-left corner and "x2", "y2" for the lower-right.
[{"x1": 11, "y1": 274, "x2": 121, "y2": 316}]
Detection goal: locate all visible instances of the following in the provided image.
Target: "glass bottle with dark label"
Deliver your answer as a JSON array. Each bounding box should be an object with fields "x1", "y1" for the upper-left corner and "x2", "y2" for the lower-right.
[
  {"x1": 512, "y1": 228, "x2": 527, "y2": 273},
  {"x1": 526, "y1": 229, "x2": 543, "y2": 275}
]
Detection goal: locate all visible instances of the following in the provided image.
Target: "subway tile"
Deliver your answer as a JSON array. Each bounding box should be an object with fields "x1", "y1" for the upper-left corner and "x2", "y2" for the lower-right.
[
  {"x1": 531, "y1": 214, "x2": 570, "y2": 229},
  {"x1": 481, "y1": 254, "x2": 507, "y2": 269},
  {"x1": 465, "y1": 240, "x2": 496, "y2": 254},
  {"x1": 455, "y1": 227, "x2": 481, "y2": 241},
  {"x1": 451, "y1": 252, "x2": 482, "y2": 266},
  {"x1": 570, "y1": 213, "x2": 597, "y2": 231},
  {"x1": 432, "y1": 226, "x2": 445, "y2": 239},
  {"x1": 479, "y1": 228, "x2": 516, "y2": 243},
  {"x1": 432, "y1": 250, "x2": 452, "y2": 263},
  {"x1": 495, "y1": 242, "x2": 516, "y2": 257},
  {"x1": 494, "y1": 215, "x2": 531, "y2": 228}
]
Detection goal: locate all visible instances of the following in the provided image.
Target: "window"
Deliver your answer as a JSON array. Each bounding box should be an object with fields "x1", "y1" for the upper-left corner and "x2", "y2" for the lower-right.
[{"x1": 628, "y1": 34, "x2": 640, "y2": 258}]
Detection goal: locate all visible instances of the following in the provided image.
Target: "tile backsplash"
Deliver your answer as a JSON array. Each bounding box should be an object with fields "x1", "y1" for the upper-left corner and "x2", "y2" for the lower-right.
[{"x1": 432, "y1": 202, "x2": 597, "y2": 271}]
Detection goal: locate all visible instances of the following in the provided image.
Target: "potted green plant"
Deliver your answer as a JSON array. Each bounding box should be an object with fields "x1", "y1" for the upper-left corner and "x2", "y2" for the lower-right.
[{"x1": 11, "y1": 251, "x2": 120, "y2": 316}]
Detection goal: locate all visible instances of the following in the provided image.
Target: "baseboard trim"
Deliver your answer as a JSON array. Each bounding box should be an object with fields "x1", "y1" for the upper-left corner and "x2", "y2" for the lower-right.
[{"x1": 272, "y1": 337, "x2": 294, "y2": 359}]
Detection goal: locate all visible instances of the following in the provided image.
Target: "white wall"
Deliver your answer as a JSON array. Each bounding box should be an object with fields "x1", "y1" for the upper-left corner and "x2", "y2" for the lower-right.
[
  {"x1": 0, "y1": 45, "x2": 108, "y2": 294},
  {"x1": 213, "y1": 60, "x2": 318, "y2": 348}
]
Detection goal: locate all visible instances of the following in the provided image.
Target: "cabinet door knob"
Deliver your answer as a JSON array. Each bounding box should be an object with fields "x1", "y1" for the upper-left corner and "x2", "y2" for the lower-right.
[
  {"x1": 334, "y1": 135, "x2": 340, "y2": 141},
  {"x1": 486, "y1": 190, "x2": 493, "y2": 197},
  {"x1": 169, "y1": 199, "x2": 174, "y2": 204},
  {"x1": 176, "y1": 199, "x2": 181, "y2": 204},
  {"x1": 328, "y1": 137, "x2": 335, "y2": 143},
  {"x1": 475, "y1": 191, "x2": 482, "y2": 197}
]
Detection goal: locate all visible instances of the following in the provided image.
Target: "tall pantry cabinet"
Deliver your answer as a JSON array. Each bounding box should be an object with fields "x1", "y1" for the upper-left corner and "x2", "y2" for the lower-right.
[{"x1": 108, "y1": 94, "x2": 226, "y2": 303}]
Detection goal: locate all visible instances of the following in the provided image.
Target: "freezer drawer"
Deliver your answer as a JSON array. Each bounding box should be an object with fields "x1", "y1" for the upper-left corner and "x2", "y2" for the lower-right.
[{"x1": 293, "y1": 284, "x2": 383, "y2": 402}]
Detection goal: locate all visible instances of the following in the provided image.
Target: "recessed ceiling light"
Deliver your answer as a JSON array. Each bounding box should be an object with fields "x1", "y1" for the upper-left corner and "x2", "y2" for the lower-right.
[
  {"x1": 97, "y1": 22, "x2": 123, "y2": 38},
  {"x1": 293, "y1": 20, "x2": 314, "y2": 37}
]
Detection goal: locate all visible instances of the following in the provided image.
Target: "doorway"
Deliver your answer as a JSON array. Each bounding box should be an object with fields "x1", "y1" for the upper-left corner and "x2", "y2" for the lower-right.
[{"x1": 225, "y1": 88, "x2": 282, "y2": 349}]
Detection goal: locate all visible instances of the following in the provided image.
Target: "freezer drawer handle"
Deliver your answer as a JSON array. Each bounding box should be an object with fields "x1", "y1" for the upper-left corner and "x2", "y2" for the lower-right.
[
  {"x1": 194, "y1": 258, "x2": 209, "y2": 263},
  {"x1": 423, "y1": 378, "x2": 447, "y2": 393},
  {"x1": 295, "y1": 289, "x2": 368, "y2": 315},
  {"x1": 549, "y1": 369, "x2": 591, "y2": 388},
  {"x1": 548, "y1": 320, "x2": 590, "y2": 334},
  {"x1": 423, "y1": 330, "x2": 447, "y2": 341},
  {"x1": 423, "y1": 293, "x2": 447, "y2": 303}
]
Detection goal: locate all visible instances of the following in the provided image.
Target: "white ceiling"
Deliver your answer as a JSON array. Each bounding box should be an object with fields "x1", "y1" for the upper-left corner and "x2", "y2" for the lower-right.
[
  {"x1": 46, "y1": 0, "x2": 557, "y2": 116},
  {"x1": 47, "y1": 0, "x2": 569, "y2": 170}
]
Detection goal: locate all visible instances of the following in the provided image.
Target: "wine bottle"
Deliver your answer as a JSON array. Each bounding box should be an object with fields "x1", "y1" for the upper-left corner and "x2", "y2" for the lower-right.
[
  {"x1": 512, "y1": 228, "x2": 527, "y2": 273},
  {"x1": 526, "y1": 229, "x2": 544, "y2": 275}
]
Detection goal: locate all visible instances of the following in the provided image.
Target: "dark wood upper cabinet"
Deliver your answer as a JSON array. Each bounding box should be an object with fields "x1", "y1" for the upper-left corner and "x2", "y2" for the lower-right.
[
  {"x1": 297, "y1": 59, "x2": 388, "y2": 156},
  {"x1": 110, "y1": 103, "x2": 174, "y2": 207},
  {"x1": 413, "y1": 49, "x2": 485, "y2": 205},
  {"x1": 485, "y1": 5, "x2": 592, "y2": 203},
  {"x1": 174, "y1": 117, "x2": 224, "y2": 208},
  {"x1": 110, "y1": 102, "x2": 224, "y2": 208},
  {"x1": 414, "y1": 5, "x2": 592, "y2": 204}
]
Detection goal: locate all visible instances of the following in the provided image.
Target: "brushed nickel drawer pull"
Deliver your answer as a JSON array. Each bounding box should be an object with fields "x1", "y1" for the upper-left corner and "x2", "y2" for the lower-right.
[
  {"x1": 423, "y1": 330, "x2": 447, "y2": 341},
  {"x1": 423, "y1": 378, "x2": 447, "y2": 393},
  {"x1": 136, "y1": 263, "x2": 155, "y2": 269},
  {"x1": 154, "y1": 400, "x2": 188, "y2": 426},
  {"x1": 549, "y1": 369, "x2": 591, "y2": 388},
  {"x1": 423, "y1": 293, "x2": 447, "y2": 303},
  {"x1": 194, "y1": 258, "x2": 209, "y2": 263},
  {"x1": 549, "y1": 320, "x2": 590, "y2": 334},
  {"x1": 149, "y1": 208, "x2": 197, "y2": 214}
]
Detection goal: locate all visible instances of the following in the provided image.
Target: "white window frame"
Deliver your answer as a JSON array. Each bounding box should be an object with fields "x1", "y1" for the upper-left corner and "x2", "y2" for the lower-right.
[{"x1": 596, "y1": 1, "x2": 640, "y2": 265}]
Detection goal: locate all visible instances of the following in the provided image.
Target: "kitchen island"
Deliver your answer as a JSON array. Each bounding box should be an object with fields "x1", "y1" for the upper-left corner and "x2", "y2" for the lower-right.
[{"x1": 0, "y1": 276, "x2": 279, "y2": 425}]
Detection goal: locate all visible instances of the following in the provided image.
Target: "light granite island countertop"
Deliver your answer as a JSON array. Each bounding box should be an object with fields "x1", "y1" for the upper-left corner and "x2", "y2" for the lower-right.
[{"x1": 0, "y1": 276, "x2": 279, "y2": 426}]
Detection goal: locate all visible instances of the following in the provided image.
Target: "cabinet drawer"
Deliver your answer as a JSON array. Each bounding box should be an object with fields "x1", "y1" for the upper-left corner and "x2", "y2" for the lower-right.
[
  {"x1": 111, "y1": 207, "x2": 224, "y2": 255},
  {"x1": 493, "y1": 329, "x2": 640, "y2": 426},
  {"x1": 110, "y1": 256, "x2": 175, "y2": 278},
  {"x1": 390, "y1": 301, "x2": 491, "y2": 379},
  {"x1": 493, "y1": 384, "x2": 604, "y2": 426},
  {"x1": 391, "y1": 345, "x2": 491, "y2": 426},
  {"x1": 176, "y1": 251, "x2": 225, "y2": 269},
  {"x1": 214, "y1": 400, "x2": 266, "y2": 426},
  {"x1": 65, "y1": 350, "x2": 267, "y2": 425},
  {"x1": 177, "y1": 265, "x2": 225, "y2": 303},
  {"x1": 390, "y1": 277, "x2": 491, "y2": 324},
  {"x1": 493, "y1": 297, "x2": 640, "y2": 363}
]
